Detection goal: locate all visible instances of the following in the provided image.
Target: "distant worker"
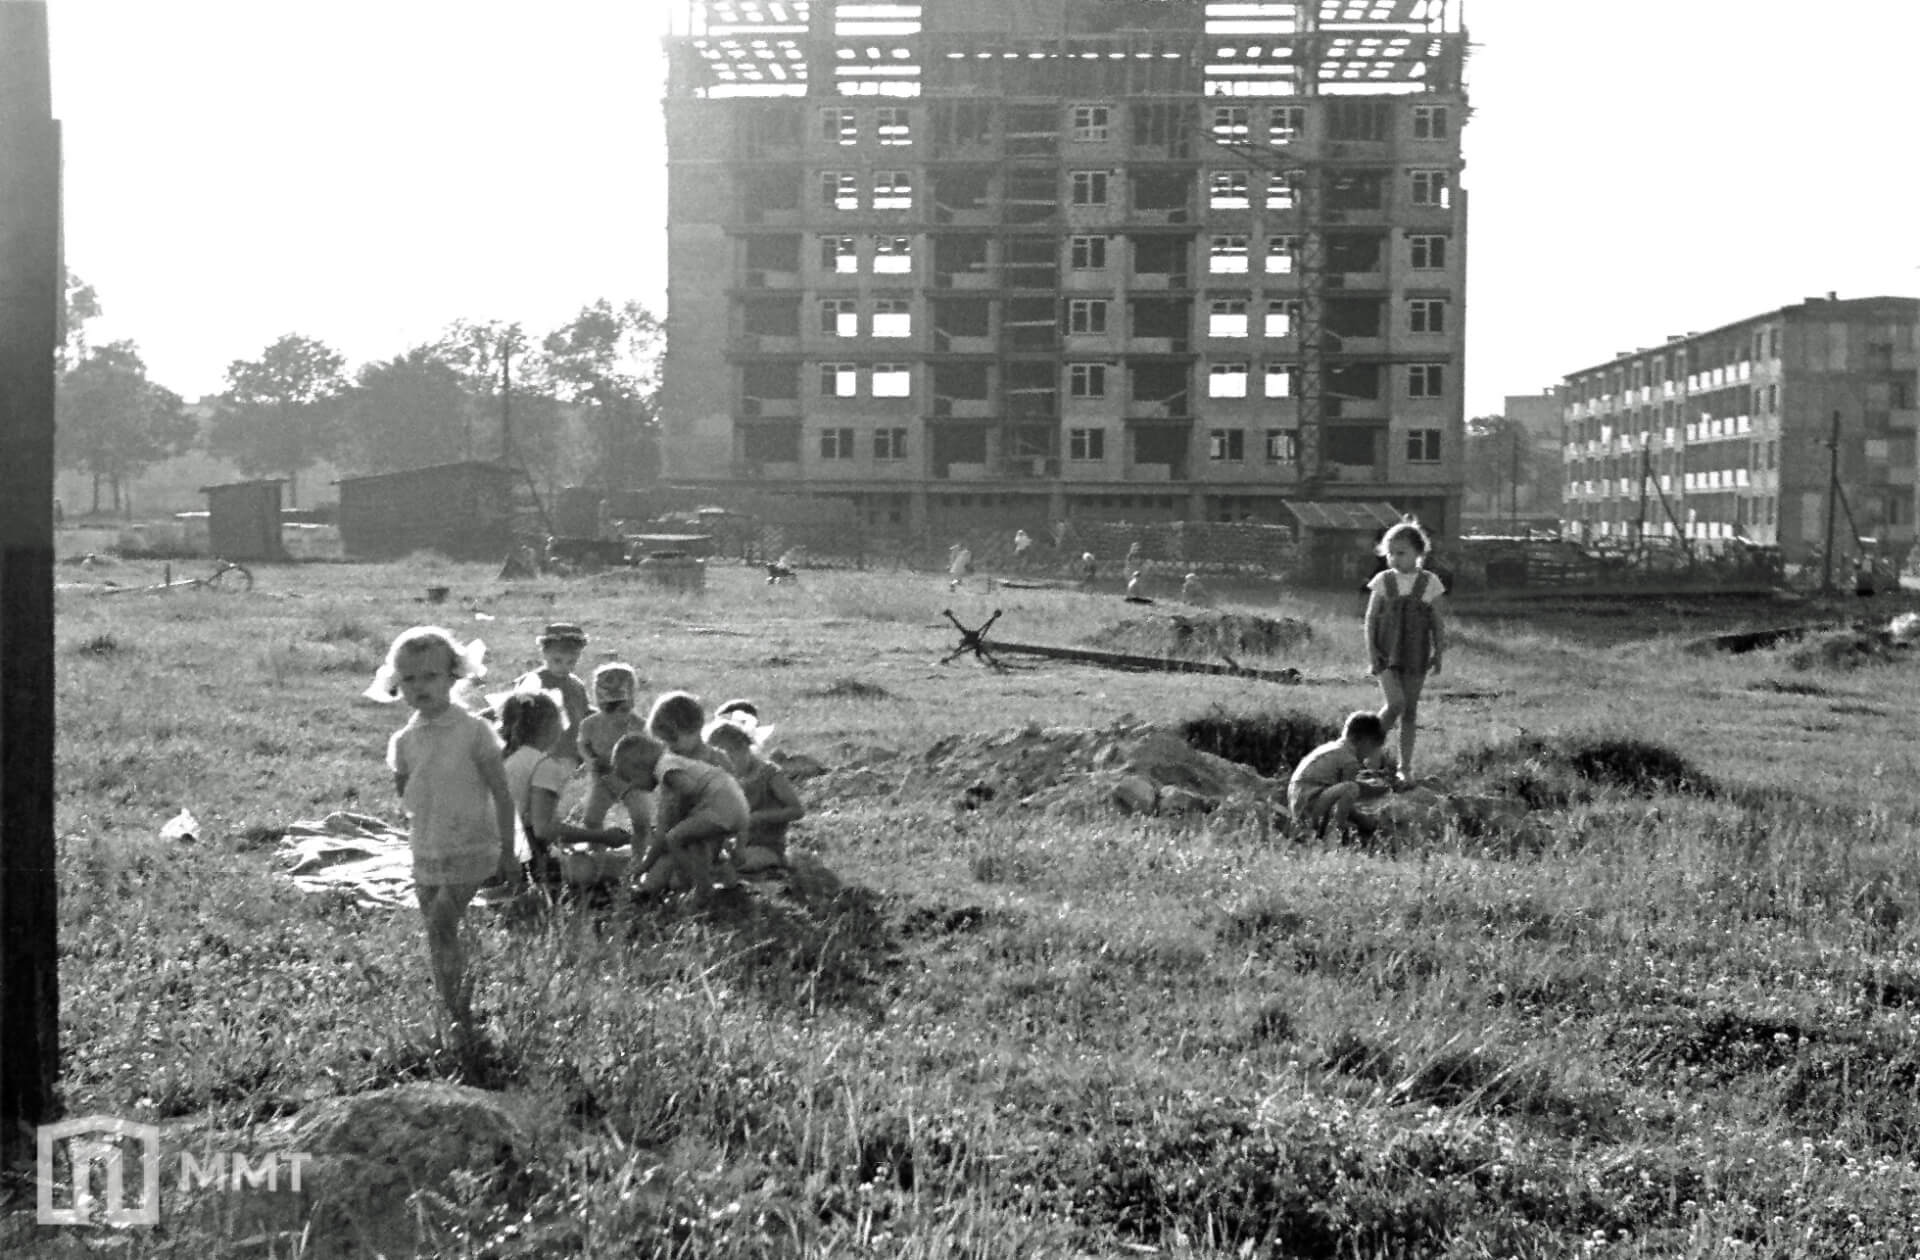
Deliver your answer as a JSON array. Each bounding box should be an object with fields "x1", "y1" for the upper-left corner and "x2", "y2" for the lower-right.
[
  {"x1": 1126, "y1": 541, "x2": 1144, "y2": 573},
  {"x1": 1078, "y1": 551, "x2": 1097, "y2": 585},
  {"x1": 948, "y1": 543, "x2": 974, "y2": 592},
  {"x1": 1181, "y1": 572, "x2": 1214, "y2": 607},
  {"x1": 1126, "y1": 570, "x2": 1143, "y2": 600},
  {"x1": 52, "y1": 497, "x2": 64, "y2": 526},
  {"x1": 1013, "y1": 528, "x2": 1033, "y2": 568}
]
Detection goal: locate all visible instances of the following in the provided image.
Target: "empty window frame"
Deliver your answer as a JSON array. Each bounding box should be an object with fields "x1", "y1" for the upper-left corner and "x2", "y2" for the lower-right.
[
  {"x1": 1070, "y1": 234, "x2": 1108, "y2": 270},
  {"x1": 872, "y1": 363, "x2": 911, "y2": 397},
  {"x1": 875, "y1": 106, "x2": 911, "y2": 146},
  {"x1": 1209, "y1": 234, "x2": 1250, "y2": 274},
  {"x1": 1211, "y1": 105, "x2": 1250, "y2": 142},
  {"x1": 873, "y1": 170, "x2": 913, "y2": 210},
  {"x1": 1410, "y1": 170, "x2": 1451, "y2": 207},
  {"x1": 1067, "y1": 299, "x2": 1109, "y2": 334},
  {"x1": 1409, "y1": 235, "x2": 1448, "y2": 269},
  {"x1": 1209, "y1": 428, "x2": 1246, "y2": 460},
  {"x1": 873, "y1": 236, "x2": 912, "y2": 274},
  {"x1": 1265, "y1": 429, "x2": 1298, "y2": 462},
  {"x1": 1269, "y1": 105, "x2": 1304, "y2": 144},
  {"x1": 1411, "y1": 105, "x2": 1448, "y2": 140},
  {"x1": 1071, "y1": 104, "x2": 1110, "y2": 142},
  {"x1": 1265, "y1": 235, "x2": 1299, "y2": 275},
  {"x1": 820, "y1": 362, "x2": 859, "y2": 397},
  {"x1": 820, "y1": 107, "x2": 858, "y2": 145},
  {"x1": 1208, "y1": 365, "x2": 1249, "y2": 400},
  {"x1": 1406, "y1": 428, "x2": 1442, "y2": 462},
  {"x1": 873, "y1": 427, "x2": 908, "y2": 459},
  {"x1": 820, "y1": 299, "x2": 859, "y2": 337},
  {"x1": 1070, "y1": 170, "x2": 1110, "y2": 206},
  {"x1": 1068, "y1": 427, "x2": 1106, "y2": 460},
  {"x1": 1408, "y1": 298, "x2": 1447, "y2": 334},
  {"x1": 822, "y1": 235, "x2": 858, "y2": 273},
  {"x1": 822, "y1": 170, "x2": 860, "y2": 210},
  {"x1": 1265, "y1": 365, "x2": 1296, "y2": 398},
  {"x1": 1265, "y1": 171, "x2": 1300, "y2": 211},
  {"x1": 1408, "y1": 364, "x2": 1446, "y2": 398},
  {"x1": 1208, "y1": 299, "x2": 1249, "y2": 338},
  {"x1": 1266, "y1": 299, "x2": 1300, "y2": 338},
  {"x1": 872, "y1": 299, "x2": 912, "y2": 337},
  {"x1": 1209, "y1": 170, "x2": 1251, "y2": 209},
  {"x1": 1069, "y1": 362, "x2": 1108, "y2": 398},
  {"x1": 819, "y1": 427, "x2": 856, "y2": 459}
]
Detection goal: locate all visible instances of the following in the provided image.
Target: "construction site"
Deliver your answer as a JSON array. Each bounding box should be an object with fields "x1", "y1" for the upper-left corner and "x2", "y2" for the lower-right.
[{"x1": 659, "y1": 0, "x2": 1470, "y2": 580}]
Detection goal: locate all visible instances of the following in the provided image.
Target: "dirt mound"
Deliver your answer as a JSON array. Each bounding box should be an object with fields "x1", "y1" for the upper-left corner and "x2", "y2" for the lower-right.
[
  {"x1": 1086, "y1": 611, "x2": 1313, "y2": 662},
  {"x1": 1787, "y1": 627, "x2": 1912, "y2": 671},
  {"x1": 1446, "y1": 734, "x2": 1713, "y2": 809}
]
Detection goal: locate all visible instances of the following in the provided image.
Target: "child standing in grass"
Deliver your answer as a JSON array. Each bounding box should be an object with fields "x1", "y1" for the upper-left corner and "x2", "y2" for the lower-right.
[
  {"x1": 612, "y1": 730, "x2": 749, "y2": 901},
  {"x1": 377, "y1": 626, "x2": 517, "y2": 1032},
  {"x1": 1363, "y1": 519, "x2": 1447, "y2": 782},
  {"x1": 1287, "y1": 711, "x2": 1391, "y2": 839},
  {"x1": 577, "y1": 663, "x2": 649, "y2": 830},
  {"x1": 499, "y1": 692, "x2": 626, "y2": 887},
  {"x1": 705, "y1": 719, "x2": 805, "y2": 876},
  {"x1": 514, "y1": 623, "x2": 591, "y2": 759}
]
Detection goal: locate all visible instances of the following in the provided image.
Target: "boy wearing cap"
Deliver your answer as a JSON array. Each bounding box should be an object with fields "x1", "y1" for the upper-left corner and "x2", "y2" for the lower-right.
[
  {"x1": 516, "y1": 623, "x2": 592, "y2": 759},
  {"x1": 577, "y1": 662, "x2": 650, "y2": 831}
]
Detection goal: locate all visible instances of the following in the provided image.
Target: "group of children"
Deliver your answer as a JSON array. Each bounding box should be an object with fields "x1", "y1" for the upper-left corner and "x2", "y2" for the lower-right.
[
  {"x1": 371, "y1": 621, "x2": 806, "y2": 1030},
  {"x1": 1287, "y1": 518, "x2": 1448, "y2": 840}
]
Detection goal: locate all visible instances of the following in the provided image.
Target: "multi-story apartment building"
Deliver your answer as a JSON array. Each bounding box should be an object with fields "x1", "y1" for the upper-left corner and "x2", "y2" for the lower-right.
[
  {"x1": 662, "y1": 0, "x2": 1469, "y2": 537},
  {"x1": 1560, "y1": 296, "x2": 1920, "y2": 562}
]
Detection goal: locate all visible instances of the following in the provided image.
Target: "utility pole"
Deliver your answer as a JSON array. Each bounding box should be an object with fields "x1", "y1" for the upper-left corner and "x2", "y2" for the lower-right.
[
  {"x1": 0, "y1": 0, "x2": 63, "y2": 1164},
  {"x1": 1821, "y1": 407, "x2": 1841, "y2": 595},
  {"x1": 499, "y1": 336, "x2": 512, "y2": 463},
  {"x1": 1509, "y1": 423, "x2": 1519, "y2": 533}
]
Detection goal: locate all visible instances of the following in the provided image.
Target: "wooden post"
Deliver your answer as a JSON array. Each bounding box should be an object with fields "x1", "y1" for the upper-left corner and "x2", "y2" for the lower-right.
[
  {"x1": 1822, "y1": 408, "x2": 1841, "y2": 595},
  {"x1": 0, "y1": 0, "x2": 63, "y2": 1163}
]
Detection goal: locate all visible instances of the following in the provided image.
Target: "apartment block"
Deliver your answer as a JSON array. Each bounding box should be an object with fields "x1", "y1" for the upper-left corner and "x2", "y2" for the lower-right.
[
  {"x1": 663, "y1": 0, "x2": 1469, "y2": 537},
  {"x1": 1560, "y1": 296, "x2": 1920, "y2": 562}
]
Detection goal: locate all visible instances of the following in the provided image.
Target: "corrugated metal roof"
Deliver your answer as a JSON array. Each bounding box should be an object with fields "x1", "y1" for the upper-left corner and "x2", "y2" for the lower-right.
[{"x1": 1283, "y1": 500, "x2": 1405, "y2": 532}]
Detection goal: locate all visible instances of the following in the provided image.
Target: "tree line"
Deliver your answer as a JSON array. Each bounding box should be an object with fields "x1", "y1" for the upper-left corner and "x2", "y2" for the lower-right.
[{"x1": 56, "y1": 273, "x2": 662, "y2": 513}]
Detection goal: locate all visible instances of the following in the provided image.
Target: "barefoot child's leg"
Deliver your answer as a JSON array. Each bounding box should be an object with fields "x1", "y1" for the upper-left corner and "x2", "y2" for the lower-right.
[
  {"x1": 1395, "y1": 671, "x2": 1426, "y2": 778},
  {"x1": 417, "y1": 881, "x2": 482, "y2": 1027}
]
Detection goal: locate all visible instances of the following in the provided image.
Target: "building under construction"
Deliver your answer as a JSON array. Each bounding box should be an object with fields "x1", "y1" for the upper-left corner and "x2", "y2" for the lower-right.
[
  {"x1": 662, "y1": 0, "x2": 1469, "y2": 539},
  {"x1": 1559, "y1": 295, "x2": 1920, "y2": 564}
]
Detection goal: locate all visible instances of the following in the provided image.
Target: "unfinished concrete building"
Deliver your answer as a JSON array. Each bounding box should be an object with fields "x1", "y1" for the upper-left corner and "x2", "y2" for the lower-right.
[
  {"x1": 663, "y1": 1, "x2": 1469, "y2": 538},
  {"x1": 1560, "y1": 296, "x2": 1920, "y2": 564}
]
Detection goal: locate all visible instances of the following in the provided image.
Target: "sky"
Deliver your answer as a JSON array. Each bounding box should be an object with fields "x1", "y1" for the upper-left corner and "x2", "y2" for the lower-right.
[{"x1": 46, "y1": 0, "x2": 1920, "y2": 416}]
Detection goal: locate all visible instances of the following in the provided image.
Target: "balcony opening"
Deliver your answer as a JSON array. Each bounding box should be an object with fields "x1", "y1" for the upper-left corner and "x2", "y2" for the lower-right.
[
  {"x1": 1131, "y1": 169, "x2": 1192, "y2": 216},
  {"x1": 1327, "y1": 231, "x2": 1386, "y2": 273},
  {"x1": 1326, "y1": 298, "x2": 1383, "y2": 341},
  {"x1": 932, "y1": 234, "x2": 989, "y2": 286},
  {"x1": 744, "y1": 234, "x2": 800, "y2": 275},
  {"x1": 1131, "y1": 362, "x2": 1191, "y2": 417},
  {"x1": 742, "y1": 298, "x2": 800, "y2": 338},
  {"x1": 1006, "y1": 360, "x2": 1057, "y2": 418},
  {"x1": 930, "y1": 297, "x2": 990, "y2": 349}
]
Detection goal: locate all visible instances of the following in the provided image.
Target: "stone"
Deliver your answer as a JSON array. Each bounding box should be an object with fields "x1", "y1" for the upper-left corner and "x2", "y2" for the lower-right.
[
  {"x1": 771, "y1": 751, "x2": 829, "y2": 781},
  {"x1": 1111, "y1": 775, "x2": 1160, "y2": 815}
]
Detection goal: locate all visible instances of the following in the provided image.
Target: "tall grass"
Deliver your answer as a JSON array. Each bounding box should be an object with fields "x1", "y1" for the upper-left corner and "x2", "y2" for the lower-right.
[{"x1": 16, "y1": 559, "x2": 1920, "y2": 1257}]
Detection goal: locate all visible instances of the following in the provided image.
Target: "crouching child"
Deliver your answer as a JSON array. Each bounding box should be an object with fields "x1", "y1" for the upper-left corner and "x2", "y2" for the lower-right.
[
  {"x1": 705, "y1": 720, "x2": 805, "y2": 876},
  {"x1": 1287, "y1": 711, "x2": 1393, "y2": 840},
  {"x1": 610, "y1": 731, "x2": 749, "y2": 902}
]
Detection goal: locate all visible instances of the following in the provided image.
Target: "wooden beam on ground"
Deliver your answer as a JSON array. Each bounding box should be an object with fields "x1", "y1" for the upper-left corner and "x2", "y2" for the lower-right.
[
  {"x1": 0, "y1": 0, "x2": 63, "y2": 1164},
  {"x1": 986, "y1": 639, "x2": 1302, "y2": 685}
]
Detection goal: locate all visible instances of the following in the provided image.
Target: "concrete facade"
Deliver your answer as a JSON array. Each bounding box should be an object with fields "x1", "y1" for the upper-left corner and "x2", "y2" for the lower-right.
[
  {"x1": 662, "y1": 1, "x2": 1470, "y2": 540},
  {"x1": 1560, "y1": 296, "x2": 1920, "y2": 563}
]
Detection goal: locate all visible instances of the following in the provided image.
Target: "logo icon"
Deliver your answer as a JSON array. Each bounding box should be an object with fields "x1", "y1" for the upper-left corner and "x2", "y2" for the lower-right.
[{"x1": 37, "y1": 1115, "x2": 161, "y2": 1226}]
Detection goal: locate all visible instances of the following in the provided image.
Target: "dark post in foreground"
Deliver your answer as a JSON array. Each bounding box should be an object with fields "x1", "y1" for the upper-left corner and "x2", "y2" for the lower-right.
[{"x1": 0, "y1": 0, "x2": 63, "y2": 1164}]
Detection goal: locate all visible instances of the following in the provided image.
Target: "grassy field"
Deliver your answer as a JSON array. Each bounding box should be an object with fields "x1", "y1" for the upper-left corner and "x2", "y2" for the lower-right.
[{"x1": 11, "y1": 551, "x2": 1920, "y2": 1258}]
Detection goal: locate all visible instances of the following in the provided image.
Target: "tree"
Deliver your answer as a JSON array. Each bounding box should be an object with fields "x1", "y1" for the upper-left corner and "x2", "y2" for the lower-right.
[
  {"x1": 210, "y1": 334, "x2": 349, "y2": 506},
  {"x1": 533, "y1": 299, "x2": 663, "y2": 488},
  {"x1": 62, "y1": 269, "x2": 99, "y2": 369},
  {"x1": 1465, "y1": 414, "x2": 1539, "y2": 524},
  {"x1": 339, "y1": 346, "x2": 473, "y2": 474},
  {"x1": 55, "y1": 340, "x2": 195, "y2": 515}
]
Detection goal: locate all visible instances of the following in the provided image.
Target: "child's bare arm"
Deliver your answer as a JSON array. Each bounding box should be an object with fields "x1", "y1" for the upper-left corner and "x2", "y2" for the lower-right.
[
  {"x1": 752, "y1": 771, "x2": 806, "y2": 826},
  {"x1": 530, "y1": 788, "x2": 627, "y2": 845},
  {"x1": 1428, "y1": 599, "x2": 1446, "y2": 673},
  {"x1": 476, "y1": 747, "x2": 518, "y2": 880},
  {"x1": 1362, "y1": 586, "x2": 1387, "y2": 672}
]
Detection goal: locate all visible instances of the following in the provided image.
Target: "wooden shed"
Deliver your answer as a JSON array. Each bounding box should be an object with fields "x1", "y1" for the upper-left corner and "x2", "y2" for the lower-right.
[
  {"x1": 1284, "y1": 500, "x2": 1405, "y2": 588},
  {"x1": 335, "y1": 461, "x2": 515, "y2": 561},
  {"x1": 199, "y1": 479, "x2": 287, "y2": 562}
]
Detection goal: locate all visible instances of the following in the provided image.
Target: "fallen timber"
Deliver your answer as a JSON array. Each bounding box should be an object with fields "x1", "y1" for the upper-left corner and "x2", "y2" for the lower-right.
[{"x1": 941, "y1": 609, "x2": 1301, "y2": 683}]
